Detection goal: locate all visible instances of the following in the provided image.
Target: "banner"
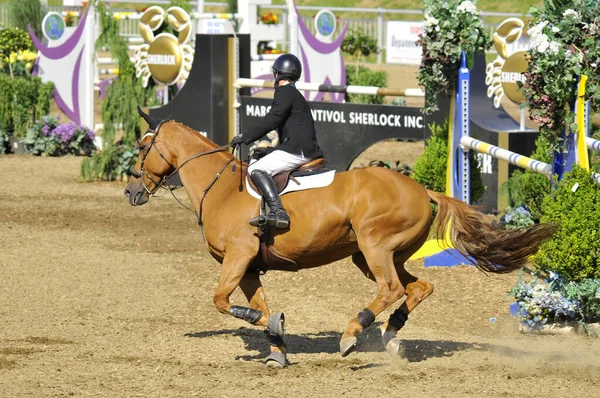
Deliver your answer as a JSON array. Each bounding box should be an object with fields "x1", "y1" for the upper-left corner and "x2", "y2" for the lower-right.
[
  {"x1": 240, "y1": 97, "x2": 426, "y2": 171},
  {"x1": 385, "y1": 21, "x2": 423, "y2": 65}
]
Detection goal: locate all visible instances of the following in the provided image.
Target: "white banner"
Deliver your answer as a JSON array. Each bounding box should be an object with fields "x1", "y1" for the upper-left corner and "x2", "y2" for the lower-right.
[{"x1": 386, "y1": 21, "x2": 423, "y2": 65}]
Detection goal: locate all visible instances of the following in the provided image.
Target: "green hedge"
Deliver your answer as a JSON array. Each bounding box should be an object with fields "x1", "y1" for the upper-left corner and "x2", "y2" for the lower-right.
[
  {"x1": 0, "y1": 76, "x2": 54, "y2": 138},
  {"x1": 344, "y1": 65, "x2": 387, "y2": 105},
  {"x1": 535, "y1": 166, "x2": 600, "y2": 281}
]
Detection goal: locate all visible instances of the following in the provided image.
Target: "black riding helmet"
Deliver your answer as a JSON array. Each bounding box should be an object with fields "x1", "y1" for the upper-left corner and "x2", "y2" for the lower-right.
[{"x1": 272, "y1": 53, "x2": 302, "y2": 85}]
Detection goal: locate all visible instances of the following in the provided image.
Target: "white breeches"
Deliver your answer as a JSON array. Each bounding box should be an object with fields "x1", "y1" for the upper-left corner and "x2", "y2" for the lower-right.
[{"x1": 247, "y1": 150, "x2": 309, "y2": 176}]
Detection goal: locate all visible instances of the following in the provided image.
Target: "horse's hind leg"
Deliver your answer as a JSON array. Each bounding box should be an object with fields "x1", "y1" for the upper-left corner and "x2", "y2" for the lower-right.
[
  {"x1": 238, "y1": 270, "x2": 287, "y2": 368},
  {"x1": 382, "y1": 234, "x2": 434, "y2": 357},
  {"x1": 340, "y1": 248, "x2": 405, "y2": 357}
]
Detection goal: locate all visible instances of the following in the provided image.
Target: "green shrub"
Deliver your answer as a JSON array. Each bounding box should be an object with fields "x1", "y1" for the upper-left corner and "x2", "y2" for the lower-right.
[
  {"x1": 344, "y1": 65, "x2": 387, "y2": 104},
  {"x1": 341, "y1": 28, "x2": 379, "y2": 76},
  {"x1": 535, "y1": 166, "x2": 600, "y2": 281},
  {"x1": 0, "y1": 76, "x2": 54, "y2": 138},
  {"x1": 412, "y1": 120, "x2": 484, "y2": 203},
  {"x1": 502, "y1": 134, "x2": 553, "y2": 221}
]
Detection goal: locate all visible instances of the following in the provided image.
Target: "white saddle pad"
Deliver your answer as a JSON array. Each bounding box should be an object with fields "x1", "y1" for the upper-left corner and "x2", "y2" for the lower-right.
[{"x1": 246, "y1": 170, "x2": 336, "y2": 200}]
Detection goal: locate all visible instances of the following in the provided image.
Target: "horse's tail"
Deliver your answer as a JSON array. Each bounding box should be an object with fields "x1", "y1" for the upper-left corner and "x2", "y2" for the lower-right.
[{"x1": 426, "y1": 189, "x2": 555, "y2": 273}]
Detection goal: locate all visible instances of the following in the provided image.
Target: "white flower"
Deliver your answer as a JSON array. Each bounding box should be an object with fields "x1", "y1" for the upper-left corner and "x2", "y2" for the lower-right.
[
  {"x1": 548, "y1": 41, "x2": 560, "y2": 54},
  {"x1": 457, "y1": 1, "x2": 478, "y2": 14},
  {"x1": 424, "y1": 14, "x2": 440, "y2": 29},
  {"x1": 592, "y1": 62, "x2": 598, "y2": 68},
  {"x1": 528, "y1": 21, "x2": 548, "y2": 40},
  {"x1": 530, "y1": 33, "x2": 550, "y2": 53},
  {"x1": 563, "y1": 9, "x2": 580, "y2": 19},
  {"x1": 551, "y1": 26, "x2": 560, "y2": 33}
]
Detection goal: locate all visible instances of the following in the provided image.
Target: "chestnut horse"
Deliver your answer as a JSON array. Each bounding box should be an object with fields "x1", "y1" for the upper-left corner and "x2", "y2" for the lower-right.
[{"x1": 124, "y1": 109, "x2": 554, "y2": 367}]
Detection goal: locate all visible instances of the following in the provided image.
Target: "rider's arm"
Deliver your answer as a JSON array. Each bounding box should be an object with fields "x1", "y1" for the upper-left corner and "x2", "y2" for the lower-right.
[{"x1": 242, "y1": 87, "x2": 293, "y2": 144}]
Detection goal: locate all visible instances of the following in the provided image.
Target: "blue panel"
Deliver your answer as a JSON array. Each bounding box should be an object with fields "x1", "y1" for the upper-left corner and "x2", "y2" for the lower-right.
[{"x1": 424, "y1": 249, "x2": 474, "y2": 267}]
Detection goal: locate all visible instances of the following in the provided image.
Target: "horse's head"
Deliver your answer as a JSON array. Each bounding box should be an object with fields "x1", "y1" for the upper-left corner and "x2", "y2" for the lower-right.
[{"x1": 124, "y1": 107, "x2": 176, "y2": 206}]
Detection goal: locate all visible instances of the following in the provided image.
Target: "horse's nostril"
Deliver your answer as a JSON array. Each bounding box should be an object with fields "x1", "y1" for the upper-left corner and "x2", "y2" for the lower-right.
[{"x1": 124, "y1": 188, "x2": 130, "y2": 197}]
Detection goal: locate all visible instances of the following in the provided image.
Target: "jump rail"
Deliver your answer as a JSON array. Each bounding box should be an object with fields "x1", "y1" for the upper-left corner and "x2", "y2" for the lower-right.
[
  {"x1": 460, "y1": 137, "x2": 552, "y2": 177},
  {"x1": 586, "y1": 137, "x2": 600, "y2": 151},
  {"x1": 234, "y1": 78, "x2": 425, "y2": 97}
]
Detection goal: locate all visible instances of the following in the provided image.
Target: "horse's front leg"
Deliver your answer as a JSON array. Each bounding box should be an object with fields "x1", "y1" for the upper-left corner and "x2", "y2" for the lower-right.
[
  {"x1": 239, "y1": 270, "x2": 287, "y2": 368},
  {"x1": 213, "y1": 254, "x2": 286, "y2": 367}
]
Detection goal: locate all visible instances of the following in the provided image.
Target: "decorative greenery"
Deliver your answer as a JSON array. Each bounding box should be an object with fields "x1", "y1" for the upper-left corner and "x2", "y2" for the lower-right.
[
  {"x1": 0, "y1": 27, "x2": 33, "y2": 79},
  {"x1": 521, "y1": 0, "x2": 600, "y2": 154},
  {"x1": 412, "y1": 120, "x2": 485, "y2": 203},
  {"x1": 341, "y1": 29, "x2": 380, "y2": 78},
  {"x1": 81, "y1": 1, "x2": 157, "y2": 180},
  {"x1": 509, "y1": 271, "x2": 600, "y2": 331},
  {"x1": 501, "y1": 135, "x2": 553, "y2": 222},
  {"x1": 344, "y1": 65, "x2": 387, "y2": 105},
  {"x1": 25, "y1": 116, "x2": 96, "y2": 157},
  {"x1": 534, "y1": 166, "x2": 600, "y2": 281},
  {"x1": 499, "y1": 205, "x2": 535, "y2": 229},
  {"x1": 8, "y1": 0, "x2": 46, "y2": 41},
  {"x1": 0, "y1": 76, "x2": 54, "y2": 139},
  {"x1": 417, "y1": 0, "x2": 492, "y2": 114}
]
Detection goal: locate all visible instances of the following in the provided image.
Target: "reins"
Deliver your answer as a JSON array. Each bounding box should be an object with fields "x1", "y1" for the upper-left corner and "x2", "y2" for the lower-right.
[{"x1": 137, "y1": 120, "x2": 245, "y2": 241}]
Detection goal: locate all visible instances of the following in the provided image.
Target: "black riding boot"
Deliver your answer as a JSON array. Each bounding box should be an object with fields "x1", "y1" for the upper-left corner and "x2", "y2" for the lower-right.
[{"x1": 249, "y1": 170, "x2": 290, "y2": 229}]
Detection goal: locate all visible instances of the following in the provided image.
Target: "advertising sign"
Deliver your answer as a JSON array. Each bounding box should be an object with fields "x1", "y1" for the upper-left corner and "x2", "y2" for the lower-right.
[{"x1": 385, "y1": 21, "x2": 423, "y2": 65}]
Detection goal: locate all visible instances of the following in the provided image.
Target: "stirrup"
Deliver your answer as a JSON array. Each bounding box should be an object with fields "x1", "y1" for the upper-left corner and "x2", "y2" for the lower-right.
[{"x1": 249, "y1": 215, "x2": 268, "y2": 228}]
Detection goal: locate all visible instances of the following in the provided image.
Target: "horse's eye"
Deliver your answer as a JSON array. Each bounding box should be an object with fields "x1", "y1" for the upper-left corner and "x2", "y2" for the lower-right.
[{"x1": 129, "y1": 168, "x2": 142, "y2": 178}]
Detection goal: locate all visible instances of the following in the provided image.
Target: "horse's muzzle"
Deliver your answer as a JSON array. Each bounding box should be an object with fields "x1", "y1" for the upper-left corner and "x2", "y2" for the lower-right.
[{"x1": 124, "y1": 179, "x2": 149, "y2": 206}]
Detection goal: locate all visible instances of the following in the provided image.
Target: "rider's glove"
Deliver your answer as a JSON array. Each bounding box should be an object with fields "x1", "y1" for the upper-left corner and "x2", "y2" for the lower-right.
[{"x1": 229, "y1": 135, "x2": 245, "y2": 146}]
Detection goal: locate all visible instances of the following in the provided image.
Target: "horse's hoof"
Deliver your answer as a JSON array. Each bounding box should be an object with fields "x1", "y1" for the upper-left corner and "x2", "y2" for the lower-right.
[
  {"x1": 267, "y1": 312, "x2": 285, "y2": 336},
  {"x1": 385, "y1": 337, "x2": 405, "y2": 358},
  {"x1": 381, "y1": 328, "x2": 397, "y2": 348},
  {"x1": 265, "y1": 352, "x2": 287, "y2": 368},
  {"x1": 340, "y1": 336, "x2": 357, "y2": 357}
]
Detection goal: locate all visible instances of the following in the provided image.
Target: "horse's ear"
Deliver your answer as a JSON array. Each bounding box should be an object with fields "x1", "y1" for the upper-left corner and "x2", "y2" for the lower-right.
[{"x1": 137, "y1": 105, "x2": 158, "y2": 130}]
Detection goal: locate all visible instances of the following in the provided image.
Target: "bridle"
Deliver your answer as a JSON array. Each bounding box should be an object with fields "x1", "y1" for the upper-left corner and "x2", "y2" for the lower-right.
[{"x1": 131, "y1": 120, "x2": 241, "y2": 231}]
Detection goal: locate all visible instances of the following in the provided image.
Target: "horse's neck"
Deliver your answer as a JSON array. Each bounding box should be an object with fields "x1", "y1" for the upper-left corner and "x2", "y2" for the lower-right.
[{"x1": 165, "y1": 123, "x2": 240, "y2": 206}]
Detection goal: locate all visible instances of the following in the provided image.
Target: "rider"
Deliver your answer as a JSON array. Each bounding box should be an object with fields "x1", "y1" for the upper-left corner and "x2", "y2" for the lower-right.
[{"x1": 230, "y1": 53, "x2": 323, "y2": 229}]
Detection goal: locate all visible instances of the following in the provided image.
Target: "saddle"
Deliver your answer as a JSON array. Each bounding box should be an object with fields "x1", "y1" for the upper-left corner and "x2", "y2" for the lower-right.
[{"x1": 249, "y1": 156, "x2": 327, "y2": 274}]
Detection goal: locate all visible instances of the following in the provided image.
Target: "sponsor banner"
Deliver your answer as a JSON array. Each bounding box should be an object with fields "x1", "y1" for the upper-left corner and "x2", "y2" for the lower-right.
[
  {"x1": 385, "y1": 21, "x2": 423, "y2": 65},
  {"x1": 240, "y1": 97, "x2": 426, "y2": 171}
]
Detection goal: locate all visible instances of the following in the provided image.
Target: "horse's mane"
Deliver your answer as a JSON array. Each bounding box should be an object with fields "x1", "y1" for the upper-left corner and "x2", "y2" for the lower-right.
[{"x1": 166, "y1": 120, "x2": 244, "y2": 165}]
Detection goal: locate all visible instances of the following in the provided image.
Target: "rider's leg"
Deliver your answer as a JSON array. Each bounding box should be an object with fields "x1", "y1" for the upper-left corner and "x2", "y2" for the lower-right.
[
  {"x1": 249, "y1": 169, "x2": 290, "y2": 228},
  {"x1": 247, "y1": 150, "x2": 308, "y2": 229}
]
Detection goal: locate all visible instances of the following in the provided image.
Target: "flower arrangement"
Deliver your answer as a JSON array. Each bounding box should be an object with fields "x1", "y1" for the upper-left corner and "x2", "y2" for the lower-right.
[
  {"x1": 25, "y1": 116, "x2": 97, "y2": 156},
  {"x1": 260, "y1": 12, "x2": 278, "y2": 25},
  {"x1": 0, "y1": 49, "x2": 37, "y2": 78},
  {"x1": 510, "y1": 271, "x2": 600, "y2": 332},
  {"x1": 521, "y1": 1, "x2": 600, "y2": 151},
  {"x1": 417, "y1": 0, "x2": 491, "y2": 114},
  {"x1": 499, "y1": 205, "x2": 535, "y2": 229},
  {"x1": 0, "y1": 27, "x2": 34, "y2": 79}
]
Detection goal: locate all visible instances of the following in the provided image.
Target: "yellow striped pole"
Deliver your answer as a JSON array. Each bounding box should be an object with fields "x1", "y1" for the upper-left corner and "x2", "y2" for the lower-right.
[{"x1": 576, "y1": 75, "x2": 590, "y2": 171}]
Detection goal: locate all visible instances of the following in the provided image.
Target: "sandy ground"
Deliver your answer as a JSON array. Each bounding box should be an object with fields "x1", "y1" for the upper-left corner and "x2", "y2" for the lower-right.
[{"x1": 1, "y1": 155, "x2": 600, "y2": 397}]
